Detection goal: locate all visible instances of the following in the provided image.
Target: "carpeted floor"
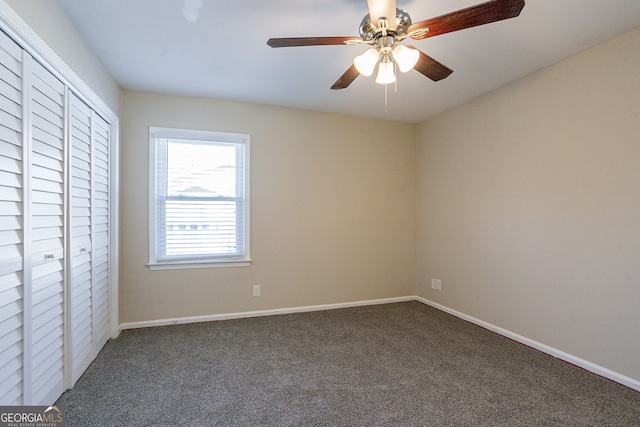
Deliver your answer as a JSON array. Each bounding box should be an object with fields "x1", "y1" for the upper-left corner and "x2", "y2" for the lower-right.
[{"x1": 55, "y1": 302, "x2": 640, "y2": 426}]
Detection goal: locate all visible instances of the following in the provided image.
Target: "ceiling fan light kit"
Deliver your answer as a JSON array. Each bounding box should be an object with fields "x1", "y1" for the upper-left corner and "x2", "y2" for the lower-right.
[
  {"x1": 267, "y1": 0, "x2": 525, "y2": 93},
  {"x1": 357, "y1": 32, "x2": 421, "y2": 85}
]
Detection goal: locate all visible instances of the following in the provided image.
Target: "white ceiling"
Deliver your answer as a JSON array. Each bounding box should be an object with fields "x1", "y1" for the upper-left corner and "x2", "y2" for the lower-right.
[{"x1": 55, "y1": 0, "x2": 640, "y2": 123}]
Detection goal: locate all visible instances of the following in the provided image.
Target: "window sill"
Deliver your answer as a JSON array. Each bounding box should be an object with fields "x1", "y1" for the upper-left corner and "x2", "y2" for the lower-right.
[{"x1": 147, "y1": 259, "x2": 252, "y2": 270}]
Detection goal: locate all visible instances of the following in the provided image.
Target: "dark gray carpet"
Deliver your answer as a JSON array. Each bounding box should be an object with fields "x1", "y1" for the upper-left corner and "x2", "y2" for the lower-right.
[{"x1": 56, "y1": 302, "x2": 640, "y2": 426}]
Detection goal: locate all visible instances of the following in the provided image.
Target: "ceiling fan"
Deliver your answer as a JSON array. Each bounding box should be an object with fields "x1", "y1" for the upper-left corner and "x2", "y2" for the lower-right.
[{"x1": 267, "y1": 0, "x2": 525, "y2": 90}]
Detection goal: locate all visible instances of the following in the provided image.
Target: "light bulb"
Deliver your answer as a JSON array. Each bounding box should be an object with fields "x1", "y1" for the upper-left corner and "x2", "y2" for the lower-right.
[
  {"x1": 393, "y1": 45, "x2": 419, "y2": 73},
  {"x1": 354, "y1": 48, "x2": 379, "y2": 76},
  {"x1": 375, "y1": 58, "x2": 396, "y2": 85}
]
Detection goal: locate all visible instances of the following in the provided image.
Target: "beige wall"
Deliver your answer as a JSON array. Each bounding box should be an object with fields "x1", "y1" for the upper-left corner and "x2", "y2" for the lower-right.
[
  {"x1": 6, "y1": 0, "x2": 120, "y2": 114},
  {"x1": 416, "y1": 27, "x2": 640, "y2": 380},
  {"x1": 120, "y1": 91, "x2": 416, "y2": 323}
]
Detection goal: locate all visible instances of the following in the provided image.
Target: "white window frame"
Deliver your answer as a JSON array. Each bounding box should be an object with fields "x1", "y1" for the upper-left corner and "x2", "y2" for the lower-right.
[{"x1": 148, "y1": 126, "x2": 250, "y2": 270}]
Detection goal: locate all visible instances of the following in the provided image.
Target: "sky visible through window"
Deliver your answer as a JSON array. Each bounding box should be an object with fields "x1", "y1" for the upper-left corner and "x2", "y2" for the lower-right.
[{"x1": 167, "y1": 139, "x2": 236, "y2": 197}]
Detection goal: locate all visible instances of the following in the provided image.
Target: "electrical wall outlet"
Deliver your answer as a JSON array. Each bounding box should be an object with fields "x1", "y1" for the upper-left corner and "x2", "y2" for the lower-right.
[
  {"x1": 253, "y1": 284, "x2": 261, "y2": 297},
  {"x1": 431, "y1": 278, "x2": 442, "y2": 291}
]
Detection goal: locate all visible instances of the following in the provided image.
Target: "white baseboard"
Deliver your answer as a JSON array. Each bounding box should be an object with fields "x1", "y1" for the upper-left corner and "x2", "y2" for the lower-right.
[
  {"x1": 414, "y1": 296, "x2": 640, "y2": 393},
  {"x1": 118, "y1": 294, "x2": 640, "y2": 393},
  {"x1": 118, "y1": 295, "x2": 414, "y2": 331}
]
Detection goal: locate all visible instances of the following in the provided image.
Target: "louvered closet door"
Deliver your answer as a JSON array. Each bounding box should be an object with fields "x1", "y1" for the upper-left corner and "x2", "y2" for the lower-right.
[
  {"x1": 28, "y1": 59, "x2": 66, "y2": 405},
  {"x1": 69, "y1": 93, "x2": 92, "y2": 383},
  {"x1": 68, "y1": 93, "x2": 110, "y2": 384},
  {"x1": 0, "y1": 26, "x2": 114, "y2": 405},
  {"x1": 91, "y1": 112, "x2": 109, "y2": 351},
  {"x1": 0, "y1": 30, "x2": 24, "y2": 406}
]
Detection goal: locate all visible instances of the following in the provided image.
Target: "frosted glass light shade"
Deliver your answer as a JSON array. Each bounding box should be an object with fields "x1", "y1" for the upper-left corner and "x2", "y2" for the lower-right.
[
  {"x1": 354, "y1": 48, "x2": 379, "y2": 76},
  {"x1": 393, "y1": 45, "x2": 419, "y2": 73},
  {"x1": 375, "y1": 60, "x2": 396, "y2": 84}
]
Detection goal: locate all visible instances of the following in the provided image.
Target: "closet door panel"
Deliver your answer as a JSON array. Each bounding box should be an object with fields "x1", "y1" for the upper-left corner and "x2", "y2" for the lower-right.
[
  {"x1": 69, "y1": 93, "x2": 93, "y2": 382},
  {"x1": 28, "y1": 59, "x2": 65, "y2": 405},
  {"x1": 92, "y1": 113, "x2": 109, "y2": 348},
  {"x1": 0, "y1": 29, "x2": 23, "y2": 406}
]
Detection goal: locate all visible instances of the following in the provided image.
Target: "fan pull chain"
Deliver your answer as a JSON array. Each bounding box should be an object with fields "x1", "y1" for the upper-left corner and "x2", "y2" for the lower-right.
[
  {"x1": 384, "y1": 84, "x2": 388, "y2": 112},
  {"x1": 381, "y1": 62, "x2": 397, "y2": 112},
  {"x1": 394, "y1": 62, "x2": 398, "y2": 93}
]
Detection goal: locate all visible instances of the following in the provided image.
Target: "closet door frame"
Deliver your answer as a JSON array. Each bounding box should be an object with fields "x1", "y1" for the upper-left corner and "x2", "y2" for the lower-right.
[{"x1": 0, "y1": 0, "x2": 119, "y2": 386}]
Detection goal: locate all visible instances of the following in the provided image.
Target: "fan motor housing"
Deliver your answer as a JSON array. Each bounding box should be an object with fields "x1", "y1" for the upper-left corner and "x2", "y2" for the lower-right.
[{"x1": 359, "y1": 8, "x2": 412, "y2": 41}]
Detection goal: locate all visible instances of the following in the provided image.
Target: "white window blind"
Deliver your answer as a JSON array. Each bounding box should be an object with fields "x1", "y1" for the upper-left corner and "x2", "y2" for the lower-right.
[{"x1": 149, "y1": 127, "x2": 250, "y2": 269}]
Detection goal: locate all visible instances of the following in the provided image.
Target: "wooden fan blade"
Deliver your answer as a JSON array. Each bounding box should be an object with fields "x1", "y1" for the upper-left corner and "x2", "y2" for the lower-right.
[
  {"x1": 410, "y1": 47, "x2": 453, "y2": 81},
  {"x1": 367, "y1": 0, "x2": 397, "y2": 26},
  {"x1": 408, "y1": 0, "x2": 525, "y2": 40},
  {"x1": 267, "y1": 37, "x2": 360, "y2": 48},
  {"x1": 331, "y1": 64, "x2": 360, "y2": 90}
]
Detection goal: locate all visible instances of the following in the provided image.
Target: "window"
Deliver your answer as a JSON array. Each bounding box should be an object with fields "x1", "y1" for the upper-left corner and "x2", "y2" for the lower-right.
[{"x1": 148, "y1": 127, "x2": 250, "y2": 269}]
